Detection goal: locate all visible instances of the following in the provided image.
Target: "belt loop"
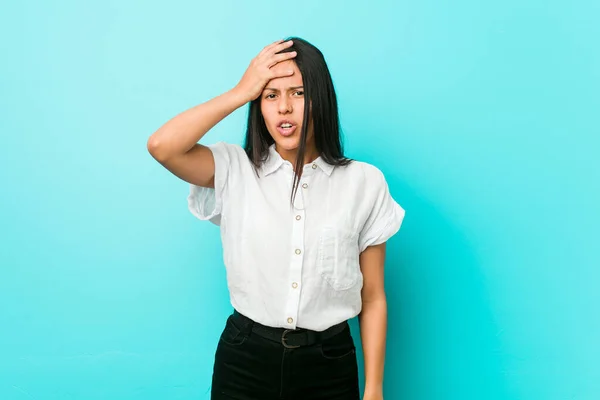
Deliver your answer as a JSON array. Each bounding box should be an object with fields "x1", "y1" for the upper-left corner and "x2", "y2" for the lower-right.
[
  {"x1": 305, "y1": 330, "x2": 315, "y2": 345},
  {"x1": 233, "y1": 309, "x2": 254, "y2": 335},
  {"x1": 242, "y1": 318, "x2": 254, "y2": 335}
]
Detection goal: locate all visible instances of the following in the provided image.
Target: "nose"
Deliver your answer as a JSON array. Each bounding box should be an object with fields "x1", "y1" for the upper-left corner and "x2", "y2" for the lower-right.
[{"x1": 278, "y1": 96, "x2": 292, "y2": 114}]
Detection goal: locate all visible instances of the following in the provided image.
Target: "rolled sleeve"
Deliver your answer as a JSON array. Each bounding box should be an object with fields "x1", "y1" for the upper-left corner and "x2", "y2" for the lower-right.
[
  {"x1": 358, "y1": 167, "x2": 406, "y2": 253},
  {"x1": 187, "y1": 141, "x2": 232, "y2": 226}
]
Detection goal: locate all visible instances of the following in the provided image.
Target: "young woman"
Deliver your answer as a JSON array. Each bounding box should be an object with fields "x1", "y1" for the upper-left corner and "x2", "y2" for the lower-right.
[{"x1": 147, "y1": 37, "x2": 405, "y2": 400}]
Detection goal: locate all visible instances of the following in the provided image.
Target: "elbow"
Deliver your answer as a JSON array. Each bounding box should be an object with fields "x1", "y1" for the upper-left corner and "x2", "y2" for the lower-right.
[{"x1": 147, "y1": 135, "x2": 168, "y2": 162}]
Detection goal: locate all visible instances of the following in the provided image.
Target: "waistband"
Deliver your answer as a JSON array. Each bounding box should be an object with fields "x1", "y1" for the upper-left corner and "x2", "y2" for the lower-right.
[{"x1": 231, "y1": 309, "x2": 349, "y2": 349}]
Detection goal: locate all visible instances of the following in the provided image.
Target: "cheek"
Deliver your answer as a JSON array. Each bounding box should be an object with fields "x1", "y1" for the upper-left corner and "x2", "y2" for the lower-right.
[
  {"x1": 260, "y1": 103, "x2": 275, "y2": 124},
  {"x1": 295, "y1": 99, "x2": 306, "y2": 115}
]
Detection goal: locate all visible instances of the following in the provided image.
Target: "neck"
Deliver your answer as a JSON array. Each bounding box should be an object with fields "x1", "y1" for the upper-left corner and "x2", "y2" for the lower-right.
[{"x1": 276, "y1": 143, "x2": 319, "y2": 166}]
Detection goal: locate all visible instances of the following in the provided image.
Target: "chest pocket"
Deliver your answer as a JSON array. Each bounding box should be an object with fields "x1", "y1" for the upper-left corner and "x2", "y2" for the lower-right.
[{"x1": 316, "y1": 226, "x2": 361, "y2": 291}]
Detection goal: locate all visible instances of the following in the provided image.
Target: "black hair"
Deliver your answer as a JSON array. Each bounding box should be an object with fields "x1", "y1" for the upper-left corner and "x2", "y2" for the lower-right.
[{"x1": 243, "y1": 36, "x2": 352, "y2": 205}]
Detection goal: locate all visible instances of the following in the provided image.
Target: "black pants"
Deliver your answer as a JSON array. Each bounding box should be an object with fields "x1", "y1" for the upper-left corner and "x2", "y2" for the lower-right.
[{"x1": 211, "y1": 310, "x2": 360, "y2": 400}]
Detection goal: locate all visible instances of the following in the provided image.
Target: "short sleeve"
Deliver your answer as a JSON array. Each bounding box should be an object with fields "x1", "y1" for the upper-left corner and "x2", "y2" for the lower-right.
[
  {"x1": 358, "y1": 166, "x2": 406, "y2": 253},
  {"x1": 187, "y1": 141, "x2": 238, "y2": 226}
]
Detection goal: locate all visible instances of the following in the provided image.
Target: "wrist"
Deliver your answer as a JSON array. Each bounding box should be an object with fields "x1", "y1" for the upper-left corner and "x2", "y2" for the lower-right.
[
  {"x1": 364, "y1": 384, "x2": 383, "y2": 396},
  {"x1": 228, "y1": 86, "x2": 252, "y2": 105}
]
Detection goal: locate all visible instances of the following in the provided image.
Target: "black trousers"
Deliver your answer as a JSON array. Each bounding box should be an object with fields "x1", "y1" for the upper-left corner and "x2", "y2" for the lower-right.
[{"x1": 211, "y1": 310, "x2": 360, "y2": 400}]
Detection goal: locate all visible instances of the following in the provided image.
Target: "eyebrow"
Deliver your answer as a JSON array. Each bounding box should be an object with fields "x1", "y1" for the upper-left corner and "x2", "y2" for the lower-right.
[{"x1": 263, "y1": 86, "x2": 304, "y2": 92}]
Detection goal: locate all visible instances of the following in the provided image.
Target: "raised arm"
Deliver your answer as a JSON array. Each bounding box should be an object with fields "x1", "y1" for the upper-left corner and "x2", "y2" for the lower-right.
[{"x1": 146, "y1": 39, "x2": 297, "y2": 188}]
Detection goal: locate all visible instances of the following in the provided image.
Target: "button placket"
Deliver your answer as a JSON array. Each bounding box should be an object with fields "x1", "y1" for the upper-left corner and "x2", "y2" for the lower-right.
[{"x1": 284, "y1": 179, "x2": 308, "y2": 329}]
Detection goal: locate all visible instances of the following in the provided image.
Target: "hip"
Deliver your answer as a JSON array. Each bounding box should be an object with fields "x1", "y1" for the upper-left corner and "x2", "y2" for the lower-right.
[{"x1": 211, "y1": 309, "x2": 360, "y2": 399}]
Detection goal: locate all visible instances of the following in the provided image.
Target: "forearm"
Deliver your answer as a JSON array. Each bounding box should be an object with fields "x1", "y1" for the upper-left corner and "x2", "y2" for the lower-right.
[
  {"x1": 359, "y1": 297, "x2": 388, "y2": 396},
  {"x1": 147, "y1": 87, "x2": 248, "y2": 161}
]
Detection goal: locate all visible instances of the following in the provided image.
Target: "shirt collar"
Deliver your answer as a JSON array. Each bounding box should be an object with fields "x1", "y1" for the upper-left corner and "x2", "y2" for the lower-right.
[{"x1": 260, "y1": 143, "x2": 334, "y2": 177}]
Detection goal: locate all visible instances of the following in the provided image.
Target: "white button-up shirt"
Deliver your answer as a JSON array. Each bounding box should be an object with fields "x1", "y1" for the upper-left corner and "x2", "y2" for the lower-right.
[{"x1": 188, "y1": 142, "x2": 405, "y2": 331}]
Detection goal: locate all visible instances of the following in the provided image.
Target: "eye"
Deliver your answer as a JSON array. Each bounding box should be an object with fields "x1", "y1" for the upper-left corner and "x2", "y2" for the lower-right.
[
  {"x1": 293, "y1": 90, "x2": 304, "y2": 96},
  {"x1": 265, "y1": 93, "x2": 276, "y2": 99}
]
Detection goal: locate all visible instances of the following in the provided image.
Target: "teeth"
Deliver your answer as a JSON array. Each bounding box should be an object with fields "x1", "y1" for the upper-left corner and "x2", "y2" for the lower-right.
[{"x1": 281, "y1": 123, "x2": 292, "y2": 128}]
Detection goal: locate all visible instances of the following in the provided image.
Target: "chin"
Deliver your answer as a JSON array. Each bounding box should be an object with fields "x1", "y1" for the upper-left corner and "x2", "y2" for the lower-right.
[
  {"x1": 271, "y1": 132, "x2": 301, "y2": 150},
  {"x1": 276, "y1": 142, "x2": 301, "y2": 154}
]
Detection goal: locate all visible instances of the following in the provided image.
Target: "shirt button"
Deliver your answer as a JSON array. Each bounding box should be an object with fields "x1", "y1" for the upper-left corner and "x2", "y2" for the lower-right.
[
  {"x1": 302, "y1": 183, "x2": 308, "y2": 189},
  {"x1": 287, "y1": 317, "x2": 294, "y2": 324},
  {"x1": 295, "y1": 249, "x2": 301, "y2": 255},
  {"x1": 292, "y1": 282, "x2": 298, "y2": 288},
  {"x1": 295, "y1": 215, "x2": 301, "y2": 220},
  {"x1": 312, "y1": 164, "x2": 317, "y2": 169}
]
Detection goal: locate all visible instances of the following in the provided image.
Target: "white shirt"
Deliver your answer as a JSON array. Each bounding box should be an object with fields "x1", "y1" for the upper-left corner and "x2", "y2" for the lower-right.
[{"x1": 188, "y1": 142, "x2": 405, "y2": 331}]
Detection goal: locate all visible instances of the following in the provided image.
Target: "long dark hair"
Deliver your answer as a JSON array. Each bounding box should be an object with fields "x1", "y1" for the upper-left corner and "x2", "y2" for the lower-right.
[{"x1": 243, "y1": 36, "x2": 352, "y2": 205}]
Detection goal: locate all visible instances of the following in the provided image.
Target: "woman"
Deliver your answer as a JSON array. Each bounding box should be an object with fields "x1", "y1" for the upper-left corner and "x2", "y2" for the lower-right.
[{"x1": 147, "y1": 37, "x2": 405, "y2": 400}]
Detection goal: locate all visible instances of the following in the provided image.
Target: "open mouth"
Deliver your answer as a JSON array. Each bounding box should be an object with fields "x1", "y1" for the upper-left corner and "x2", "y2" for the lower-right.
[{"x1": 277, "y1": 121, "x2": 297, "y2": 137}]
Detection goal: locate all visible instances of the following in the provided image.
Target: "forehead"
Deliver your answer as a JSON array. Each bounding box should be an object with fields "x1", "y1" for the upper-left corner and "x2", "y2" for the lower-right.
[{"x1": 265, "y1": 60, "x2": 303, "y2": 89}]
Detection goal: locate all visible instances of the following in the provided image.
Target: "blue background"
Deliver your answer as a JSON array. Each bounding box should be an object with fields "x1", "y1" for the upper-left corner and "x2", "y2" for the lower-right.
[{"x1": 1, "y1": 0, "x2": 598, "y2": 399}]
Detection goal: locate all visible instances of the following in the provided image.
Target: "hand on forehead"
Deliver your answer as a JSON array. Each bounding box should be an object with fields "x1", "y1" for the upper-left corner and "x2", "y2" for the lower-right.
[{"x1": 268, "y1": 60, "x2": 302, "y2": 87}]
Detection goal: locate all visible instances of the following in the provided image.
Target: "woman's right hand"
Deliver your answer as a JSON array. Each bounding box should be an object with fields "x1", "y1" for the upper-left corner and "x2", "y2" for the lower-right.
[{"x1": 233, "y1": 39, "x2": 297, "y2": 103}]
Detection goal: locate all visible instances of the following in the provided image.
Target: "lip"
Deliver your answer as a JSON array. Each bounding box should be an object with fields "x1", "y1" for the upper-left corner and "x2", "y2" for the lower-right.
[
  {"x1": 277, "y1": 119, "x2": 297, "y2": 127},
  {"x1": 277, "y1": 125, "x2": 297, "y2": 137},
  {"x1": 276, "y1": 119, "x2": 298, "y2": 137}
]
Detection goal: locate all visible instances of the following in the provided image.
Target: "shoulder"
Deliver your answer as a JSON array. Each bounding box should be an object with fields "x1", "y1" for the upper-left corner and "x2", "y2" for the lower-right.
[
  {"x1": 336, "y1": 159, "x2": 387, "y2": 187},
  {"x1": 205, "y1": 141, "x2": 251, "y2": 166},
  {"x1": 206, "y1": 141, "x2": 246, "y2": 156}
]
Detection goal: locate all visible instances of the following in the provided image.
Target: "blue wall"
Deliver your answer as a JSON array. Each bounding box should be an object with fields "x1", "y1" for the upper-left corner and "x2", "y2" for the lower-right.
[{"x1": 1, "y1": 0, "x2": 598, "y2": 399}]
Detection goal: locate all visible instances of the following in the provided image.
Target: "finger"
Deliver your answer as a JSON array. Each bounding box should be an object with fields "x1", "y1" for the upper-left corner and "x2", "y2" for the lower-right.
[
  {"x1": 259, "y1": 39, "x2": 286, "y2": 57},
  {"x1": 259, "y1": 39, "x2": 293, "y2": 61},
  {"x1": 267, "y1": 51, "x2": 297, "y2": 68},
  {"x1": 270, "y1": 64, "x2": 295, "y2": 78},
  {"x1": 270, "y1": 39, "x2": 294, "y2": 55}
]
